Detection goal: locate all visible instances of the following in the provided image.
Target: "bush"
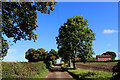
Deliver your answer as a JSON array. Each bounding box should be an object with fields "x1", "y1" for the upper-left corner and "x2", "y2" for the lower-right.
[
  {"x1": 112, "y1": 61, "x2": 120, "y2": 79},
  {"x1": 44, "y1": 60, "x2": 52, "y2": 69},
  {"x1": 2, "y1": 61, "x2": 47, "y2": 79}
]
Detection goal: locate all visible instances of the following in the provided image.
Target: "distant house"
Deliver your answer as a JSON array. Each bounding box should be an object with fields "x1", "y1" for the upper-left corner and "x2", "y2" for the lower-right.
[
  {"x1": 75, "y1": 57, "x2": 80, "y2": 61},
  {"x1": 96, "y1": 55, "x2": 112, "y2": 61}
]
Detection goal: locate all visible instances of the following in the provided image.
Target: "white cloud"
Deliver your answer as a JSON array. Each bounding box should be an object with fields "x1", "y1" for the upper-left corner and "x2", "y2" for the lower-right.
[
  {"x1": 8, "y1": 49, "x2": 16, "y2": 53},
  {"x1": 103, "y1": 29, "x2": 118, "y2": 34}
]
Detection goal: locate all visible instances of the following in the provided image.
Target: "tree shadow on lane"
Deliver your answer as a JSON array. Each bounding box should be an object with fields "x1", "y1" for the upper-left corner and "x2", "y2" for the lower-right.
[{"x1": 49, "y1": 66, "x2": 65, "y2": 72}]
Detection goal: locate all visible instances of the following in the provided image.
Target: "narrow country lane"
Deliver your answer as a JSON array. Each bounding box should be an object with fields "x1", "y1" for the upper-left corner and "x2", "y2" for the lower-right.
[{"x1": 44, "y1": 65, "x2": 75, "y2": 80}]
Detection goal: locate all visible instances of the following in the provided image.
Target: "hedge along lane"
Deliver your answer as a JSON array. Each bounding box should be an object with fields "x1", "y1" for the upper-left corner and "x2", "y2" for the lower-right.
[{"x1": 2, "y1": 61, "x2": 48, "y2": 79}]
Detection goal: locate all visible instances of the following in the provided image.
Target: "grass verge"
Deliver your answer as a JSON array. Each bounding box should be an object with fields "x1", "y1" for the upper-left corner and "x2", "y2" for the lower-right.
[
  {"x1": 32, "y1": 68, "x2": 49, "y2": 78},
  {"x1": 61, "y1": 64, "x2": 115, "y2": 80}
]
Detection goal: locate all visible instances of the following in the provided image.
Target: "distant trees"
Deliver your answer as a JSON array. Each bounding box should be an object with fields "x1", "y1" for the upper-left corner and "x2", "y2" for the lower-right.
[
  {"x1": 56, "y1": 16, "x2": 95, "y2": 69},
  {"x1": 102, "y1": 51, "x2": 116, "y2": 59},
  {"x1": 25, "y1": 48, "x2": 59, "y2": 65},
  {"x1": 2, "y1": 2, "x2": 56, "y2": 43},
  {"x1": 25, "y1": 48, "x2": 47, "y2": 62},
  {"x1": 48, "y1": 49, "x2": 59, "y2": 65}
]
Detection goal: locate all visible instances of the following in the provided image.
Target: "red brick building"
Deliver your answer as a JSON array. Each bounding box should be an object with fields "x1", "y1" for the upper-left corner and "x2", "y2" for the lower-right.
[{"x1": 96, "y1": 55, "x2": 112, "y2": 61}]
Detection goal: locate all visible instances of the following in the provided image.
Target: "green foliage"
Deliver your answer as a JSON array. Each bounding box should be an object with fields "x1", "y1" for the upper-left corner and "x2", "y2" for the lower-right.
[
  {"x1": 2, "y1": 61, "x2": 47, "y2": 78},
  {"x1": 102, "y1": 51, "x2": 116, "y2": 59},
  {"x1": 0, "y1": 38, "x2": 9, "y2": 60},
  {"x1": 44, "y1": 60, "x2": 53, "y2": 69},
  {"x1": 112, "y1": 61, "x2": 120, "y2": 79},
  {"x1": 2, "y1": 2, "x2": 56, "y2": 43},
  {"x1": 58, "y1": 47, "x2": 71, "y2": 64},
  {"x1": 25, "y1": 48, "x2": 48, "y2": 62},
  {"x1": 48, "y1": 49, "x2": 59, "y2": 65},
  {"x1": 25, "y1": 48, "x2": 59, "y2": 68},
  {"x1": 56, "y1": 16, "x2": 95, "y2": 69}
]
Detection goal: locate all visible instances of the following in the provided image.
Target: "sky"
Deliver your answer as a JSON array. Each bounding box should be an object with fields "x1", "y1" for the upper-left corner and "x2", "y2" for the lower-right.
[{"x1": 3, "y1": 2, "x2": 119, "y2": 62}]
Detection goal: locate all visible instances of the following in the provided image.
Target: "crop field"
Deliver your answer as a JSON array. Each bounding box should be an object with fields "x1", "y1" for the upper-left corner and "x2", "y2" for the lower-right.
[{"x1": 76, "y1": 62, "x2": 118, "y2": 72}]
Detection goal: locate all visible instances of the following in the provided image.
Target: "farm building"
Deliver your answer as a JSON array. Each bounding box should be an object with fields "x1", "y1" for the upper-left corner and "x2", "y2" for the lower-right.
[{"x1": 96, "y1": 55, "x2": 112, "y2": 61}]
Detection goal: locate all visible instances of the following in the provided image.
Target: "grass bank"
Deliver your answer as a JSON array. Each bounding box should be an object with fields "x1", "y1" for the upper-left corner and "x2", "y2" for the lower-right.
[
  {"x1": 61, "y1": 64, "x2": 115, "y2": 80},
  {"x1": 2, "y1": 61, "x2": 49, "y2": 79}
]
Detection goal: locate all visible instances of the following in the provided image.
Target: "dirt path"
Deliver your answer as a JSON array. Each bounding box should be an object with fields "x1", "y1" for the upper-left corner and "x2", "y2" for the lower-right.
[{"x1": 44, "y1": 65, "x2": 74, "y2": 80}]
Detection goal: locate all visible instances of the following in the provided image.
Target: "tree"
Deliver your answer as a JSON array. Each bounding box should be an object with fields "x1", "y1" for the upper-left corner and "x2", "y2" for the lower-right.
[
  {"x1": 0, "y1": 38, "x2": 9, "y2": 60},
  {"x1": 102, "y1": 51, "x2": 116, "y2": 59},
  {"x1": 2, "y1": 1, "x2": 56, "y2": 43},
  {"x1": 58, "y1": 46, "x2": 72, "y2": 67},
  {"x1": 56, "y1": 16, "x2": 95, "y2": 69},
  {"x1": 25, "y1": 48, "x2": 49, "y2": 62},
  {"x1": 48, "y1": 49, "x2": 59, "y2": 65},
  {"x1": 25, "y1": 48, "x2": 38, "y2": 62}
]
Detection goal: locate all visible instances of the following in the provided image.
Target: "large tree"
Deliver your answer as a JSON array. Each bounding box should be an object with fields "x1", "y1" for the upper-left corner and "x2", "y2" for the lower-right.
[
  {"x1": 56, "y1": 16, "x2": 95, "y2": 69},
  {"x1": 2, "y1": 1, "x2": 56, "y2": 43},
  {"x1": 102, "y1": 51, "x2": 116, "y2": 59}
]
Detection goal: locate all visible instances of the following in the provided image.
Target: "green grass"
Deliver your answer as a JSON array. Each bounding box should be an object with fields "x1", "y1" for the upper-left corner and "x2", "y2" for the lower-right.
[
  {"x1": 32, "y1": 68, "x2": 49, "y2": 78},
  {"x1": 61, "y1": 63, "x2": 115, "y2": 80},
  {"x1": 68, "y1": 68, "x2": 113, "y2": 80}
]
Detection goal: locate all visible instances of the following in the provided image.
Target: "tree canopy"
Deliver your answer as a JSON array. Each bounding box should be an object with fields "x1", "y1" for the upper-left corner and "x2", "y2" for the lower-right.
[
  {"x1": 2, "y1": 2, "x2": 56, "y2": 43},
  {"x1": 0, "y1": 37, "x2": 9, "y2": 60},
  {"x1": 56, "y1": 16, "x2": 95, "y2": 69},
  {"x1": 48, "y1": 49, "x2": 59, "y2": 60},
  {"x1": 1, "y1": 1, "x2": 56, "y2": 59},
  {"x1": 25, "y1": 48, "x2": 59, "y2": 64},
  {"x1": 25, "y1": 48, "x2": 48, "y2": 62},
  {"x1": 102, "y1": 51, "x2": 116, "y2": 59}
]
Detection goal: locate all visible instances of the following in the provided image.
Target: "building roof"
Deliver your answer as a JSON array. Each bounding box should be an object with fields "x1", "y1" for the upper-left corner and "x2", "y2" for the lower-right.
[{"x1": 96, "y1": 55, "x2": 111, "y2": 58}]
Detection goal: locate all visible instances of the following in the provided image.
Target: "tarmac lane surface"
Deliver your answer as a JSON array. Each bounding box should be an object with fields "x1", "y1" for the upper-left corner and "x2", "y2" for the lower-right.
[{"x1": 44, "y1": 66, "x2": 75, "y2": 80}]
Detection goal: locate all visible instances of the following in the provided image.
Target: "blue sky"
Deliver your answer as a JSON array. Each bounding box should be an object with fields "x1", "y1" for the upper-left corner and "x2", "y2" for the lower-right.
[{"x1": 3, "y1": 2, "x2": 118, "y2": 62}]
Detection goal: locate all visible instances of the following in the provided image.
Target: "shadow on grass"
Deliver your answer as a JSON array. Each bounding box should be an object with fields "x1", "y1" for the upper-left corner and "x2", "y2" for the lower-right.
[
  {"x1": 62, "y1": 67, "x2": 114, "y2": 80},
  {"x1": 69, "y1": 71, "x2": 112, "y2": 80}
]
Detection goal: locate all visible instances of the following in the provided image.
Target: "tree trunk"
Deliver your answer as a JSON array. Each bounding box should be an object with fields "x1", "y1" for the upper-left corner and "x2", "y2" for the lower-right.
[
  {"x1": 73, "y1": 50, "x2": 76, "y2": 69},
  {"x1": 68, "y1": 58, "x2": 71, "y2": 67},
  {"x1": 73, "y1": 57, "x2": 76, "y2": 69}
]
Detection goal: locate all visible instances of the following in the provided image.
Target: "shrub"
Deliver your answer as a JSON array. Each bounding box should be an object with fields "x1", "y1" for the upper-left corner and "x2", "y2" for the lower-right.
[
  {"x1": 2, "y1": 61, "x2": 47, "y2": 79},
  {"x1": 44, "y1": 60, "x2": 52, "y2": 69},
  {"x1": 112, "y1": 61, "x2": 120, "y2": 79}
]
